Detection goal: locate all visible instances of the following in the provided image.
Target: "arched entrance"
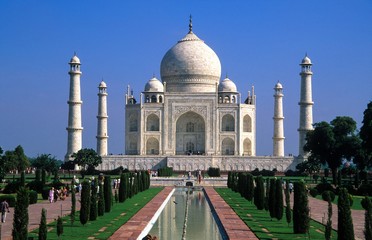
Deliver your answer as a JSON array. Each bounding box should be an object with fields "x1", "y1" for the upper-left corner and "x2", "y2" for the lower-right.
[{"x1": 176, "y1": 111, "x2": 205, "y2": 155}]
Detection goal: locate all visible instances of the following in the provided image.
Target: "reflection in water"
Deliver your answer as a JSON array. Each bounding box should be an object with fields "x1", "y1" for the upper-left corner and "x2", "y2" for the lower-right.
[{"x1": 148, "y1": 187, "x2": 223, "y2": 240}]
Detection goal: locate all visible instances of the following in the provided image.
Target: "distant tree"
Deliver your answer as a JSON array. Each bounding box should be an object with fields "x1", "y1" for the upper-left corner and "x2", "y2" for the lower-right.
[
  {"x1": 119, "y1": 173, "x2": 125, "y2": 202},
  {"x1": 35, "y1": 169, "x2": 41, "y2": 182},
  {"x1": 38, "y1": 208, "x2": 47, "y2": 240},
  {"x1": 285, "y1": 181, "x2": 291, "y2": 226},
  {"x1": 90, "y1": 178, "x2": 98, "y2": 221},
  {"x1": 41, "y1": 169, "x2": 47, "y2": 185},
  {"x1": 60, "y1": 160, "x2": 75, "y2": 171},
  {"x1": 31, "y1": 154, "x2": 61, "y2": 174},
  {"x1": 357, "y1": 101, "x2": 372, "y2": 170},
  {"x1": 304, "y1": 117, "x2": 360, "y2": 184},
  {"x1": 338, "y1": 188, "x2": 354, "y2": 240},
  {"x1": 253, "y1": 176, "x2": 265, "y2": 210},
  {"x1": 2, "y1": 145, "x2": 30, "y2": 173},
  {"x1": 12, "y1": 187, "x2": 29, "y2": 240},
  {"x1": 293, "y1": 181, "x2": 309, "y2": 234},
  {"x1": 0, "y1": 147, "x2": 6, "y2": 180},
  {"x1": 295, "y1": 156, "x2": 321, "y2": 175},
  {"x1": 79, "y1": 181, "x2": 91, "y2": 226},
  {"x1": 264, "y1": 178, "x2": 270, "y2": 211},
  {"x1": 57, "y1": 216, "x2": 63, "y2": 239},
  {"x1": 275, "y1": 179, "x2": 283, "y2": 220},
  {"x1": 72, "y1": 148, "x2": 102, "y2": 173},
  {"x1": 268, "y1": 178, "x2": 276, "y2": 219},
  {"x1": 98, "y1": 182, "x2": 105, "y2": 216},
  {"x1": 104, "y1": 176, "x2": 112, "y2": 212}
]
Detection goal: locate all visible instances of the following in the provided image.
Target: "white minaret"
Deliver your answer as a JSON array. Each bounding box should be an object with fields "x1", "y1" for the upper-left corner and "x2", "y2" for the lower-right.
[
  {"x1": 65, "y1": 54, "x2": 83, "y2": 161},
  {"x1": 298, "y1": 55, "x2": 314, "y2": 157},
  {"x1": 96, "y1": 80, "x2": 108, "y2": 156},
  {"x1": 273, "y1": 81, "x2": 285, "y2": 157}
]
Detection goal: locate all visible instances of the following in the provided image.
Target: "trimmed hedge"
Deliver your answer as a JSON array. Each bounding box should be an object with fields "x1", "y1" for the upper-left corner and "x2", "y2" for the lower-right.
[
  {"x1": 207, "y1": 167, "x2": 221, "y2": 177},
  {"x1": 0, "y1": 194, "x2": 16, "y2": 207},
  {"x1": 158, "y1": 167, "x2": 173, "y2": 177},
  {"x1": 28, "y1": 190, "x2": 38, "y2": 204}
]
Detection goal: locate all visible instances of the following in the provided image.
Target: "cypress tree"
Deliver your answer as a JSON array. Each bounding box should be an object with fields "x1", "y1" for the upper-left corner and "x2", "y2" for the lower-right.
[
  {"x1": 227, "y1": 172, "x2": 232, "y2": 188},
  {"x1": 264, "y1": 178, "x2": 270, "y2": 211},
  {"x1": 98, "y1": 182, "x2": 105, "y2": 216},
  {"x1": 104, "y1": 176, "x2": 112, "y2": 212},
  {"x1": 90, "y1": 178, "x2": 98, "y2": 221},
  {"x1": 337, "y1": 188, "x2": 354, "y2": 239},
  {"x1": 35, "y1": 169, "x2": 41, "y2": 182},
  {"x1": 268, "y1": 178, "x2": 276, "y2": 219},
  {"x1": 57, "y1": 216, "x2": 63, "y2": 239},
  {"x1": 254, "y1": 176, "x2": 265, "y2": 210},
  {"x1": 20, "y1": 171, "x2": 25, "y2": 187},
  {"x1": 12, "y1": 187, "x2": 29, "y2": 240},
  {"x1": 132, "y1": 172, "x2": 138, "y2": 195},
  {"x1": 70, "y1": 184, "x2": 76, "y2": 225},
  {"x1": 275, "y1": 179, "x2": 284, "y2": 220},
  {"x1": 129, "y1": 173, "x2": 133, "y2": 197},
  {"x1": 238, "y1": 173, "x2": 245, "y2": 198},
  {"x1": 285, "y1": 181, "x2": 291, "y2": 226},
  {"x1": 324, "y1": 191, "x2": 333, "y2": 240},
  {"x1": 38, "y1": 208, "x2": 47, "y2": 240},
  {"x1": 41, "y1": 169, "x2": 47, "y2": 185},
  {"x1": 293, "y1": 181, "x2": 309, "y2": 234},
  {"x1": 247, "y1": 173, "x2": 254, "y2": 202},
  {"x1": 119, "y1": 173, "x2": 125, "y2": 202},
  {"x1": 363, "y1": 196, "x2": 372, "y2": 240},
  {"x1": 79, "y1": 181, "x2": 91, "y2": 226}
]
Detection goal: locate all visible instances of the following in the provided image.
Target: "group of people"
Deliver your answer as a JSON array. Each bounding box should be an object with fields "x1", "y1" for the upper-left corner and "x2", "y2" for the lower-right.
[{"x1": 48, "y1": 187, "x2": 69, "y2": 203}]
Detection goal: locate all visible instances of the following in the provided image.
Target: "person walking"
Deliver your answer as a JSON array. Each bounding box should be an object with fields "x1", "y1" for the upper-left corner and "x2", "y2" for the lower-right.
[
  {"x1": 1, "y1": 199, "x2": 10, "y2": 223},
  {"x1": 49, "y1": 187, "x2": 54, "y2": 203}
]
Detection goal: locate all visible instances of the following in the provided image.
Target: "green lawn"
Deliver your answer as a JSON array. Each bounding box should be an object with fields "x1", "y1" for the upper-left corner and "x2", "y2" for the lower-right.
[
  {"x1": 215, "y1": 188, "x2": 338, "y2": 240},
  {"x1": 313, "y1": 194, "x2": 365, "y2": 210},
  {"x1": 28, "y1": 187, "x2": 163, "y2": 240}
]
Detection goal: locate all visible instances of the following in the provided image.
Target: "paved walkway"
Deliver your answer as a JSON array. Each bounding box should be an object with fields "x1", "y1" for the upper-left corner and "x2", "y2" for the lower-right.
[
  {"x1": 204, "y1": 187, "x2": 258, "y2": 240},
  {"x1": 0, "y1": 194, "x2": 80, "y2": 240},
  {"x1": 302, "y1": 196, "x2": 365, "y2": 240},
  {"x1": 109, "y1": 187, "x2": 174, "y2": 240}
]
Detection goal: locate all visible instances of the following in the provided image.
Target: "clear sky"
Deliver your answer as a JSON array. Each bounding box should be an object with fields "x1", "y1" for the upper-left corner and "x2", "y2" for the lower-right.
[{"x1": 0, "y1": 1, "x2": 371, "y2": 160}]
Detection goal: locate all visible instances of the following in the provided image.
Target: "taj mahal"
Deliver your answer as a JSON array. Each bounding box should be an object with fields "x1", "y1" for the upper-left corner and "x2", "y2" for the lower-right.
[{"x1": 65, "y1": 18, "x2": 314, "y2": 172}]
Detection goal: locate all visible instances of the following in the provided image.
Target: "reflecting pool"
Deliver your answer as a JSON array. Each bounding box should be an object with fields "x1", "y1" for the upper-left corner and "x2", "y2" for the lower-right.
[{"x1": 148, "y1": 187, "x2": 225, "y2": 240}]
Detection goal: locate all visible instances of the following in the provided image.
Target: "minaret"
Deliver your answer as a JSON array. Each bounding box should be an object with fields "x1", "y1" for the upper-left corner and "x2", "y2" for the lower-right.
[
  {"x1": 273, "y1": 81, "x2": 285, "y2": 157},
  {"x1": 96, "y1": 80, "x2": 108, "y2": 156},
  {"x1": 65, "y1": 54, "x2": 83, "y2": 161},
  {"x1": 298, "y1": 55, "x2": 314, "y2": 157}
]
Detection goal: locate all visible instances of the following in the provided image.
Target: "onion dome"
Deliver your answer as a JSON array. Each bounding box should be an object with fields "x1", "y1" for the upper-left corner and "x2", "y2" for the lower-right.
[
  {"x1": 274, "y1": 81, "x2": 283, "y2": 89},
  {"x1": 160, "y1": 19, "x2": 221, "y2": 92},
  {"x1": 70, "y1": 54, "x2": 81, "y2": 64},
  {"x1": 99, "y1": 80, "x2": 107, "y2": 88},
  {"x1": 218, "y1": 77, "x2": 237, "y2": 92},
  {"x1": 144, "y1": 77, "x2": 164, "y2": 92},
  {"x1": 301, "y1": 55, "x2": 312, "y2": 65}
]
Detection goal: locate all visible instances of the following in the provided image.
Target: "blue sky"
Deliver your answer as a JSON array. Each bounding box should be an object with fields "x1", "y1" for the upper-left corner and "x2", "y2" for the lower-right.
[{"x1": 0, "y1": 1, "x2": 371, "y2": 160}]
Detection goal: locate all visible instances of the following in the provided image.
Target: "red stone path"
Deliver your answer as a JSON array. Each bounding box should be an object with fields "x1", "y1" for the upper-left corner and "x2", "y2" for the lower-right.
[
  {"x1": 0, "y1": 194, "x2": 80, "y2": 240},
  {"x1": 303, "y1": 196, "x2": 365, "y2": 240},
  {"x1": 109, "y1": 186, "x2": 174, "y2": 240},
  {"x1": 204, "y1": 187, "x2": 259, "y2": 240}
]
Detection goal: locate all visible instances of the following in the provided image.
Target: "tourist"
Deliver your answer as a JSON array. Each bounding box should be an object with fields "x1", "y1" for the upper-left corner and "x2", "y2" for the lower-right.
[
  {"x1": 49, "y1": 187, "x2": 54, "y2": 203},
  {"x1": 289, "y1": 182, "x2": 293, "y2": 194},
  {"x1": 1, "y1": 199, "x2": 10, "y2": 223}
]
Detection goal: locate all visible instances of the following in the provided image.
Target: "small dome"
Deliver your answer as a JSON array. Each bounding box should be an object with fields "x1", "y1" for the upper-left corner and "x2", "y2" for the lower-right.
[
  {"x1": 99, "y1": 81, "x2": 107, "y2": 88},
  {"x1": 274, "y1": 81, "x2": 283, "y2": 89},
  {"x1": 70, "y1": 54, "x2": 80, "y2": 64},
  {"x1": 301, "y1": 55, "x2": 312, "y2": 65},
  {"x1": 218, "y1": 77, "x2": 237, "y2": 92},
  {"x1": 144, "y1": 77, "x2": 164, "y2": 92}
]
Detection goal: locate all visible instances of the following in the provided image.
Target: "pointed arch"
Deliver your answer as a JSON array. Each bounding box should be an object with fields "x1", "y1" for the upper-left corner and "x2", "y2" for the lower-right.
[
  {"x1": 146, "y1": 114, "x2": 159, "y2": 131},
  {"x1": 146, "y1": 137, "x2": 159, "y2": 155},
  {"x1": 243, "y1": 138, "x2": 252, "y2": 156},
  {"x1": 243, "y1": 114, "x2": 252, "y2": 132},
  {"x1": 221, "y1": 114, "x2": 235, "y2": 131},
  {"x1": 221, "y1": 137, "x2": 235, "y2": 155}
]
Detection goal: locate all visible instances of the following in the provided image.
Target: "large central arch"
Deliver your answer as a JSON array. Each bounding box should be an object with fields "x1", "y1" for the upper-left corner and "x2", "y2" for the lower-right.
[{"x1": 176, "y1": 111, "x2": 205, "y2": 155}]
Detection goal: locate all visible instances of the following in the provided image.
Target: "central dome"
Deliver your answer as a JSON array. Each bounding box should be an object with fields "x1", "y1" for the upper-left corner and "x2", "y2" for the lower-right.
[{"x1": 160, "y1": 31, "x2": 221, "y2": 92}]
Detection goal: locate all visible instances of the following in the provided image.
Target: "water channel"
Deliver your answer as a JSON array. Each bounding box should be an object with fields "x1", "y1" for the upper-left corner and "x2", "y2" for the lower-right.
[{"x1": 147, "y1": 187, "x2": 226, "y2": 240}]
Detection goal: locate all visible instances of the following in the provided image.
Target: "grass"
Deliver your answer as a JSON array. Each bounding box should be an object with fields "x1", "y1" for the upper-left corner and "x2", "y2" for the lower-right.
[
  {"x1": 215, "y1": 188, "x2": 338, "y2": 240},
  {"x1": 313, "y1": 194, "x2": 365, "y2": 210},
  {"x1": 28, "y1": 187, "x2": 163, "y2": 240}
]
